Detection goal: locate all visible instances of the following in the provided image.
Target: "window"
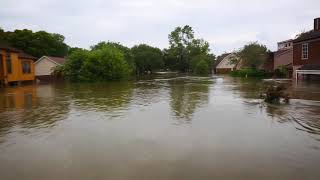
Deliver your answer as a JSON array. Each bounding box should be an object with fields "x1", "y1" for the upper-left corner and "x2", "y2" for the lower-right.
[
  {"x1": 302, "y1": 43, "x2": 309, "y2": 59},
  {"x1": 5, "y1": 51, "x2": 12, "y2": 74},
  {"x1": 22, "y1": 61, "x2": 31, "y2": 74}
]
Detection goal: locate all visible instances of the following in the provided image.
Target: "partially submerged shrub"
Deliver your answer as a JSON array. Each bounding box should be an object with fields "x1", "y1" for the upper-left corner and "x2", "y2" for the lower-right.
[
  {"x1": 230, "y1": 68, "x2": 269, "y2": 78},
  {"x1": 274, "y1": 66, "x2": 289, "y2": 78},
  {"x1": 194, "y1": 60, "x2": 209, "y2": 75},
  {"x1": 260, "y1": 82, "x2": 290, "y2": 103}
]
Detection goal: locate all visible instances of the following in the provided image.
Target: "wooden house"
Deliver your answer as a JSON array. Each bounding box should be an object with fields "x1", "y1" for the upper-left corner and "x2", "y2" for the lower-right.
[{"x1": 0, "y1": 44, "x2": 36, "y2": 86}]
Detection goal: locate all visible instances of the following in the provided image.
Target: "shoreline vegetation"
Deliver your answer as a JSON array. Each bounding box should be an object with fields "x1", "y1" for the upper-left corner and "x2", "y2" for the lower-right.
[{"x1": 1, "y1": 25, "x2": 289, "y2": 82}]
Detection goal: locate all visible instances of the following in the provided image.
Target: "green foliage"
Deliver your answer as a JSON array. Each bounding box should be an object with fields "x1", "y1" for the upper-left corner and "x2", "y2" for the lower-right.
[
  {"x1": 131, "y1": 44, "x2": 163, "y2": 74},
  {"x1": 190, "y1": 54, "x2": 211, "y2": 74},
  {"x1": 60, "y1": 44, "x2": 132, "y2": 82},
  {"x1": 230, "y1": 68, "x2": 269, "y2": 77},
  {"x1": 233, "y1": 42, "x2": 269, "y2": 69},
  {"x1": 0, "y1": 28, "x2": 68, "y2": 58},
  {"x1": 194, "y1": 60, "x2": 209, "y2": 75},
  {"x1": 61, "y1": 48, "x2": 89, "y2": 81},
  {"x1": 91, "y1": 41, "x2": 135, "y2": 72},
  {"x1": 274, "y1": 66, "x2": 289, "y2": 78},
  {"x1": 166, "y1": 25, "x2": 215, "y2": 74}
]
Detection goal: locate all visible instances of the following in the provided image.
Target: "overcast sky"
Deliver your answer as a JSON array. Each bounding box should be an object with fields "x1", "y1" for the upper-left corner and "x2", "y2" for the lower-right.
[{"x1": 0, "y1": 0, "x2": 319, "y2": 55}]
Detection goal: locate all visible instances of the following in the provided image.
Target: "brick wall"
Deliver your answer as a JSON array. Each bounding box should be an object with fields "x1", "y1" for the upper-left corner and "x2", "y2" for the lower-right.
[{"x1": 293, "y1": 39, "x2": 320, "y2": 66}]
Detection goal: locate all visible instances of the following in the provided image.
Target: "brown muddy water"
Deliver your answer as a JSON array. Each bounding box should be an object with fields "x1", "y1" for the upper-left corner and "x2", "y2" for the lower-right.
[{"x1": 0, "y1": 75, "x2": 320, "y2": 180}]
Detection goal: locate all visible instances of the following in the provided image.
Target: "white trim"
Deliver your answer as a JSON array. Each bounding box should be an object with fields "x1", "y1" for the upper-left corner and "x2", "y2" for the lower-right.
[
  {"x1": 295, "y1": 70, "x2": 320, "y2": 83},
  {"x1": 35, "y1": 56, "x2": 61, "y2": 65},
  {"x1": 296, "y1": 70, "x2": 320, "y2": 75}
]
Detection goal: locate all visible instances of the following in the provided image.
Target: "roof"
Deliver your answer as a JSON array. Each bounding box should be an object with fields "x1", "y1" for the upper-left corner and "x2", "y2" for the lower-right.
[
  {"x1": 277, "y1": 39, "x2": 293, "y2": 44},
  {"x1": 47, "y1": 56, "x2": 66, "y2": 65},
  {"x1": 0, "y1": 42, "x2": 37, "y2": 60},
  {"x1": 18, "y1": 52, "x2": 37, "y2": 60},
  {"x1": 0, "y1": 42, "x2": 21, "y2": 52},
  {"x1": 36, "y1": 56, "x2": 66, "y2": 65},
  {"x1": 214, "y1": 53, "x2": 230, "y2": 68},
  {"x1": 293, "y1": 30, "x2": 320, "y2": 43},
  {"x1": 216, "y1": 53, "x2": 238, "y2": 69},
  {"x1": 299, "y1": 64, "x2": 320, "y2": 70},
  {"x1": 274, "y1": 48, "x2": 293, "y2": 57}
]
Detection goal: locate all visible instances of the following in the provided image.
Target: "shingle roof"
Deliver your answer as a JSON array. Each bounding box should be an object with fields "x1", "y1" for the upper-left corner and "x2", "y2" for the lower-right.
[
  {"x1": 0, "y1": 42, "x2": 21, "y2": 52},
  {"x1": 0, "y1": 42, "x2": 37, "y2": 60},
  {"x1": 293, "y1": 30, "x2": 320, "y2": 43},
  {"x1": 214, "y1": 53, "x2": 231, "y2": 68},
  {"x1": 46, "y1": 56, "x2": 66, "y2": 65},
  {"x1": 274, "y1": 48, "x2": 292, "y2": 57},
  {"x1": 18, "y1": 52, "x2": 37, "y2": 60}
]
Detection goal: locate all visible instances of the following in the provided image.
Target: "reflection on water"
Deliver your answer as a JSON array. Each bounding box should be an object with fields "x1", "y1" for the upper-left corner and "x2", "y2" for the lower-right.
[
  {"x1": 169, "y1": 77, "x2": 210, "y2": 122},
  {"x1": 0, "y1": 75, "x2": 320, "y2": 180}
]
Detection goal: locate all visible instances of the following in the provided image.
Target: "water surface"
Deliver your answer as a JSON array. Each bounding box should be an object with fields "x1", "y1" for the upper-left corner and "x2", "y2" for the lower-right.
[{"x1": 0, "y1": 75, "x2": 320, "y2": 180}]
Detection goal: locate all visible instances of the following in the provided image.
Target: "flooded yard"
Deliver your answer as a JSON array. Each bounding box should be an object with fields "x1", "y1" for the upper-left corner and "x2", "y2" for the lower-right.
[{"x1": 0, "y1": 75, "x2": 320, "y2": 180}]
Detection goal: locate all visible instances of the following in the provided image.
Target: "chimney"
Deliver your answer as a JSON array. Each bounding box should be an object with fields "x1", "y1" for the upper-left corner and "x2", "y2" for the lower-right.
[{"x1": 315, "y1": 18, "x2": 320, "y2": 31}]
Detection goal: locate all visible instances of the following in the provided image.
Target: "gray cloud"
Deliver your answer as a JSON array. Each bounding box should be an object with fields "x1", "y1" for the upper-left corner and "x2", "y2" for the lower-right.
[{"x1": 0, "y1": 0, "x2": 319, "y2": 55}]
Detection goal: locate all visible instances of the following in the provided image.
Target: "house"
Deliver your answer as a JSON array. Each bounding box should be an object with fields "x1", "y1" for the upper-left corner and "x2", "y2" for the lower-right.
[
  {"x1": 215, "y1": 53, "x2": 239, "y2": 74},
  {"x1": 213, "y1": 53, "x2": 230, "y2": 73},
  {"x1": 273, "y1": 39, "x2": 293, "y2": 77},
  {"x1": 35, "y1": 56, "x2": 66, "y2": 81},
  {"x1": 293, "y1": 18, "x2": 320, "y2": 79},
  {"x1": 0, "y1": 43, "x2": 36, "y2": 86}
]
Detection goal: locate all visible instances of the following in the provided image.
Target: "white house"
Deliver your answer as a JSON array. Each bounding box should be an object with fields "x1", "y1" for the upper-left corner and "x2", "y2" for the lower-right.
[
  {"x1": 35, "y1": 56, "x2": 66, "y2": 81},
  {"x1": 215, "y1": 53, "x2": 239, "y2": 74}
]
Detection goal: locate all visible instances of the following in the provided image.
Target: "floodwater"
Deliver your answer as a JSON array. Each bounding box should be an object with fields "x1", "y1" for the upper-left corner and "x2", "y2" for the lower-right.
[{"x1": 0, "y1": 75, "x2": 320, "y2": 180}]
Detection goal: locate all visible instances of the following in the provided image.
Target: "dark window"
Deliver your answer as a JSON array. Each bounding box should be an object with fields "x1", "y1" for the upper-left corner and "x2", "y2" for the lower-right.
[
  {"x1": 302, "y1": 43, "x2": 309, "y2": 59},
  {"x1": 22, "y1": 61, "x2": 31, "y2": 74},
  {"x1": 6, "y1": 51, "x2": 12, "y2": 74}
]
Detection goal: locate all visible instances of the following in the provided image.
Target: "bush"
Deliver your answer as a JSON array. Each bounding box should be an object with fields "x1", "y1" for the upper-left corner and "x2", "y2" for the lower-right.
[
  {"x1": 194, "y1": 60, "x2": 209, "y2": 75},
  {"x1": 274, "y1": 66, "x2": 289, "y2": 78},
  {"x1": 59, "y1": 45, "x2": 132, "y2": 82},
  {"x1": 260, "y1": 82, "x2": 290, "y2": 103},
  {"x1": 230, "y1": 68, "x2": 269, "y2": 77}
]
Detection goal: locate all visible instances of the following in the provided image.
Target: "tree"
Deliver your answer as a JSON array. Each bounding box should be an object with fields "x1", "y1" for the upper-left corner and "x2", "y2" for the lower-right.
[
  {"x1": 81, "y1": 47, "x2": 131, "y2": 81},
  {"x1": 60, "y1": 48, "x2": 89, "y2": 81},
  {"x1": 236, "y1": 42, "x2": 269, "y2": 69},
  {"x1": 131, "y1": 44, "x2": 163, "y2": 74},
  {"x1": 0, "y1": 28, "x2": 68, "y2": 58},
  {"x1": 91, "y1": 41, "x2": 135, "y2": 72},
  {"x1": 60, "y1": 44, "x2": 132, "y2": 81},
  {"x1": 166, "y1": 25, "x2": 215, "y2": 74},
  {"x1": 168, "y1": 25, "x2": 194, "y2": 72}
]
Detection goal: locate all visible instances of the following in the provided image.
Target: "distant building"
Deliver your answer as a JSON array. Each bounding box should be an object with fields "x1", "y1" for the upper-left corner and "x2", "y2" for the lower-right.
[
  {"x1": 35, "y1": 56, "x2": 66, "y2": 81},
  {"x1": 277, "y1": 39, "x2": 293, "y2": 50},
  {"x1": 215, "y1": 53, "x2": 239, "y2": 74},
  {"x1": 0, "y1": 43, "x2": 36, "y2": 86},
  {"x1": 273, "y1": 39, "x2": 293, "y2": 77},
  {"x1": 293, "y1": 17, "x2": 320, "y2": 79}
]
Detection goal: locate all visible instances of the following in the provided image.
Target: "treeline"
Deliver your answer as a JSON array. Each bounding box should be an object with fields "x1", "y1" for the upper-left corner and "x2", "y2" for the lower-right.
[
  {"x1": 0, "y1": 28, "x2": 68, "y2": 58},
  {"x1": 1, "y1": 25, "x2": 216, "y2": 81}
]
